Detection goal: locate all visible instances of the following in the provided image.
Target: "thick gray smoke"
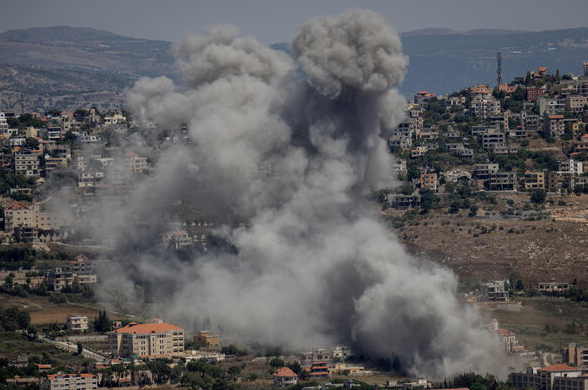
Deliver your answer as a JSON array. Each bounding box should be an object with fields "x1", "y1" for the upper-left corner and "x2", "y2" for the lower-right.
[{"x1": 96, "y1": 9, "x2": 504, "y2": 378}]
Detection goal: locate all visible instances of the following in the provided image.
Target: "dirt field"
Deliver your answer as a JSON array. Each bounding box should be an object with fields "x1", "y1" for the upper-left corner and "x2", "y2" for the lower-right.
[{"x1": 388, "y1": 192, "x2": 588, "y2": 286}]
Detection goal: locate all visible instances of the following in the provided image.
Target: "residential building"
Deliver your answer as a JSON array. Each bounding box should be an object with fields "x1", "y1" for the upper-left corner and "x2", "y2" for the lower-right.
[
  {"x1": 410, "y1": 145, "x2": 429, "y2": 158},
  {"x1": 0, "y1": 112, "x2": 8, "y2": 132},
  {"x1": 544, "y1": 115, "x2": 566, "y2": 139},
  {"x1": 563, "y1": 343, "x2": 588, "y2": 367},
  {"x1": 478, "y1": 128, "x2": 506, "y2": 150},
  {"x1": 480, "y1": 280, "x2": 509, "y2": 301},
  {"x1": 389, "y1": 135, "x2": 412, "y2": 150},
  {"x1": 124, "y1": 152, "x2": 148, "y2": 174},
  {"x1": 486, "y1": 172, "x2": 517, "y2": 191},
  {"x1": 274, "y1": 367, "x2": 298, "y2": 388},
  {"x1": 413, "y1": 172, "x2": 437, "y2": 192},
  {"x1": 13, "y1": 150, "x2": 41, "y2": 177},
  {"x1": 566, "y1": 96, "x2": 588, "y2": 112},
  {"x1": 3, "y1": 201, "x2": 65, "y2": 235},
  {"x1": 108, "y1": 322, "x2": 184, "y2": 358},
  {"x1": 161, "y1": 230, "x2": 191, "y2": 250},
  {"x1": 414, "y1": 91, "x2": 435, "y2": 106},
  {"x1": 332, "y1": 346, "x2": 351, "y2": 360},
  {"x1": 474, "y1": 163, "x2": 500, "y2": 180},
  {"x1": 387, "y1": 194, "x2": 421, "y2": 210},
  {"x1": 539, "y1": 98, "x2": 566, "y2": 116},
  {"x1": 558, "y1": 159, "x2": 584, "y2": 176},
  {"x1": 418, "y1": 126, "x2": 439, "y2": 140},
  {"x1": 527, "y1": 87, "x2": 545, "y2": 101},
  {"x1": 524, "y1": 171, "x2": 546, "y2": 190},
  {"x1": 46, "y1": 267, "x2": 97, "y2": 292},
  {"x1": 67, "y1": 316, "x2": 89, "y2": 332},
  {"x1": 184, "y1": 350, "x2": 225, "y2": 362},
  {"x1": 573, "y1": 134, "x2": 588, "y2": 153},
  {"x1": 538, "y1": 282, "x2": 570, "y2": 295},
  {"x1": 470, "y1": 97, "x2": 501, "y2": 120},
  {"x1": 469, "y1": 85, "x2": 492, "y2": 98},
  {"x1": 330, "y1": 363, "x2": 368, "y2": 376},
  {"x1": 194, "y1": 330, "x2": 220, "y2": 347},
  {"x1": 309, "y1": 362, "x2": 330, "y2": 378},
  {"x1": 510, "y1": 364, "x2": 584, "y2": 390},
  {"x1": 40, "y1": 373, "x2": 98, "y2": 390}
]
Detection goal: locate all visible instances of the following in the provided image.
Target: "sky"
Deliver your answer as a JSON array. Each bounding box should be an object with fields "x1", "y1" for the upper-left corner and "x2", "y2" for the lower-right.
[{"x1": 2, "y1": 0, "x2": 588, "y2": 44}]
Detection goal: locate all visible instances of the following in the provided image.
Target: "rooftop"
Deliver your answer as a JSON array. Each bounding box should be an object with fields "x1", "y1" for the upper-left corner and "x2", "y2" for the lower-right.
[{"x1": 111, "y1": 322, "x2": 182, "y2": 334}]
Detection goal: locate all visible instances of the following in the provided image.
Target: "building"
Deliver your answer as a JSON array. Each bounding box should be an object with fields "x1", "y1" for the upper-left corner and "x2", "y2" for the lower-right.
[
  {"x1": 40, "y1": 373, "x2": 98, "y2": 390},
  {"x1": 524, "y1": 171, "x2": 546, "y2": 190},
  {"x1": 566, "y1": 96, "x2": 588, "y2": 112},
  {"x1": 309, "y1": 362, "x2": 330, "y2": 378},
  {"x1": 46, "y1": 267, "x2": 97, "y2": 292},
  {"x1": 538, "y1": 282, "x2": 570, "y2": 295},
  {"x1": 67, "y1": 316, "x2": 89, "y2": 332},
  {"x1": 413, "y1": 172, "x2": 438, "y2": 192},
  {"x1": 194, "y1": 330, "x2": 220, "y2": 347},
  {"x1": 2, "y1": 202, "x2": 65, "y2": 235},
  {"x1": 486, "y1": 172, "x2": 517, "y2": 191},
  {"x1": 480, "y1": 280, "x2": 509, "y2": 301},
  {"x1": 387, "y1": 194, "x2": 421, "y2": 210},
  {"x1": 563, "y1": 343, "x2": 588, "y2": 367},
  {"x1": 274, "y1": 367, "x2": 298, "y2": 388},
  {"x1": 470, "y1": 97, "x2": 501, "y2": 120},
  {"x1": 332, "y1": 346, "x2": 351, "y2": 360},
  {"x1": 414, "y1": 91, "x2": 436, "y2": 105},
  {"x1": 527, "y1": 87, "x2": 545, "y2": 101},
  {"x1": 544, "y1": 115, "x2": 566, "y2": 139},
  {"x1": 108, "y1": 322, "x2": 184, "y2": 358},
  {"x1": 124, "y1": 152, "x2": 148, "y2": 174},
  {"x1": 510, "y1": 364, "x2": 585, "y2": 390},
  {"x1": 13, "y1": 150, "x2": 41, "y2": 177},
  {"x1": 161, "y1": 230, "x2": 191, "y2": 250},
  {"x1": 474, "y1": 163, "x2": 500, "y2": 180}
]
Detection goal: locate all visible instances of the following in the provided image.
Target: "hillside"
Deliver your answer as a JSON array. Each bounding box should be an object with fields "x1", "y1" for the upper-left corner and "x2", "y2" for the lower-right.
[
  {"x1": 0, "y1": 26, "x2": 175, "y2": 78},
  {"x1": 0, "y1": 63, "x2": 132, "y2": 112}
]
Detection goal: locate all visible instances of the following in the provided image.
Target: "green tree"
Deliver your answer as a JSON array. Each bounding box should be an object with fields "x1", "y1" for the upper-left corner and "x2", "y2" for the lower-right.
[
  {"x1": 24, "y1": 137, "x2": 40, "y2": 150},
  {"x1": 77, "y1": 341, "x2": 83, "y2": 355},
  {"x1": 530, "y1": 189, "x2": 546, "y2": 204},
  {"x1": 227, "y1": 366, "x2": 241, "y2": 383},
  {"x1": 269, "y1": 358, "x2": 285, "y2": 368},
  {"x1": 93, "y1": 309, "x2": 111, "y2": 332},
  {"x1": 147, "y1": 359, "x2": 172, "y2": 384}
]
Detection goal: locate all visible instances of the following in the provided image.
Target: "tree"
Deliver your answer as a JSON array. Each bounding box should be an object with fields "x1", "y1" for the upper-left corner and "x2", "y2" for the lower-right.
[
  {"x1": 227, "y1": 366, "x2": 241, "y2": 383},
  {"x1": 94, "y1": 309, "x2": 111, "y2": 332},
  {"x1": 146, "y1": 360, "x2": 172, "y2": 384},
  {"x1": 24, "y1": 137, "x2": 40, "y2": 150},
  {"x1": 77, "y1": 341, "x2": 83, "y2": 356},
  {"x1": 269, "y1": 358, "x2": 285, "y2": 368},
  {"x1": 530, "y1": 189, "x2": 546, "y2": 204}
]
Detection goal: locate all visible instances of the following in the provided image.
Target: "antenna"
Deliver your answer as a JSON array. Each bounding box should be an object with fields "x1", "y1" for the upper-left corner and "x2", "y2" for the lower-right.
[{"x1": 496, "y1": 52, "x2": 502, "y2": 86}]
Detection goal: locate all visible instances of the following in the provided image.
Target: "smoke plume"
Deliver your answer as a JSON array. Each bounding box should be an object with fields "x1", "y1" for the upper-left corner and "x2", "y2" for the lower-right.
[{"x1": 93, "y1": 9, "x2": 504, "y2": 378}]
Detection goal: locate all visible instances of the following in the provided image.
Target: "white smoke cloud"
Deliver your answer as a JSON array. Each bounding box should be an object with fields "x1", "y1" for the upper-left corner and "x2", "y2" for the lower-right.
[{"x1": 92, "y1": 9, "x2": 504, "y2": 379}]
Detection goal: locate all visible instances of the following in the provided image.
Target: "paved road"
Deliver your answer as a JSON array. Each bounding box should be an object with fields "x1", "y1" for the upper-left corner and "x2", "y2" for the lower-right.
[{"x1": 42, "y1": 336, "x2": 108, "y2": 362}]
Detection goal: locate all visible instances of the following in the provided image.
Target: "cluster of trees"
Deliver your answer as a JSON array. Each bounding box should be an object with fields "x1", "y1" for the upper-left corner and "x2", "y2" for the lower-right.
[
  {"x1": 0, "y1": 306, "x2": 30, "y2": 331},
  {"x1": 438, "y1": 372, "x2": 514, "y2": 390}
]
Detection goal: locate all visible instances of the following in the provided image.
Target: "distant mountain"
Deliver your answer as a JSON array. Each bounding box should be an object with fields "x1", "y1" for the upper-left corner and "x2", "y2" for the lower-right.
[
  {"x1": 0, "y1": 26, "x2": 175, "y2": 79},
  {"x1": 0, "y1": 26, "x2": 587, "y2": 112}
]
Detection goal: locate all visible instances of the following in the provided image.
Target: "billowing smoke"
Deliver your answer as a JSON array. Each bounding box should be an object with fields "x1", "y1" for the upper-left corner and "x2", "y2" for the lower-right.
[{"x1": 93, "y1": 9, "x2": 504, "y2": 378}]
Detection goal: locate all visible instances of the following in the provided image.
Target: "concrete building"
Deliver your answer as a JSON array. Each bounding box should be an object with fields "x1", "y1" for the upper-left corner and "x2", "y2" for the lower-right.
[
  {"x1": 566, "y1": 96, "x2": 588, "y2": 112},
  {"x1": 3, "y1": 202, "x2": 63, "y2": 234},
  {"x1": 563, "y1": 343, "x2": 588, "y2": 367},
  {"x1": 470, "y1": 97, "x2": 501, "y2": 120},
  {"x1": 108, "y1": 322, "x2": 184, "y2": 358},
  {"x1": 66, "y1": 316, "x2": 89, "y2": 332},
  {"x1": 46, "y1": 267, "x2": 97, "y2": 292},
  {"x1": 387, "y1": 194, "x2": 421, "y2": 209},
  {"x1": 13, "y1": 150, "x2": 41, "y2": 177},
  {"x1": 544, "y1": 115, "x2": 566, "y2": 139},
  {"x1": 481, "y1": 280, "x2": 509, "y2": 301},
  {"x1": 510, "y1": 364, "x2": 585, "y2": 390},
  {"x1": 274, "y1": 367, "x2": 298, "y2": 388},
  {"x1": 194, "y1": 330, "x2": 220, "y2": 347},
  {"x1": 538, "y1": 282, "x2": 570, "y2": 295},
  {"x1": 474, "y1": 163, "x2": 500, "y2": 180},
  {"x1": 40, "y1": 373, "x2": 98, "y2": 390},
  {"x1": 486, "y1": 172, "x2": 517, "y2": 191},
  {"x1": 524, "y1": 171, "x2": 546, "y2": 190}
]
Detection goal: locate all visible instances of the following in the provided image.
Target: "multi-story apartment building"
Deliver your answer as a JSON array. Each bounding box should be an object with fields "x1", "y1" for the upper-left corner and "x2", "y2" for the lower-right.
[
  {"x1": 108, "y1": 322, "x2": 184, "y2": 358},
  {"x1": 124, "y1": 152, "x2": 149, "y2": 174},
  {"x1": 526, "y1": 86, "x2": 545, "y2": 101},
  {"x1": 563, "y1": 343, "x2": 588, "y2": 367},
  {"x1": 13, "y1": 150, "x2": 41, "y2": 177},
  {"x1": 470, "y1": 97, "x2": 501, "y2": 120},
  {"x1": 524, "y1": 171, "x2": 546, "y2": 190},
  {"x1": 511, "y1": 364, "x2": 585, "y2": 390},
  {"x1": 566, "y1": 96, "x2": 588, "y2": 112},
  {"x1": 543, "y1": 115, "x2": 566, "y2": 139},
  {"x1": 3, "y1": 202, "x2": 64, "y2": 234},
  {"x1": 194, "y1": 330, "x2": 220, "y2": 347},
  {"x1": 45, "y1": 267, "x2": 97, "y2": 292},
  {"x1": 486, "y1": 172, "x2": 517, "y2": 191},
  {"x1": 480, "y1": 280, "x2": 509, "y2": 301},
  {"x1": 40, "y1": 373, "x2": 97, "y2": 390}
]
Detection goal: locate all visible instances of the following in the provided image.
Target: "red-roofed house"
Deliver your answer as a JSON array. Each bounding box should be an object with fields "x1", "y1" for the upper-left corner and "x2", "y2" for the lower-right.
[
  {"x1": 274, "y1": 367, "x2": 298, "y2": 387},
  {"x1": 108, "y1": 322, "x2": 184, "y2": 358}
]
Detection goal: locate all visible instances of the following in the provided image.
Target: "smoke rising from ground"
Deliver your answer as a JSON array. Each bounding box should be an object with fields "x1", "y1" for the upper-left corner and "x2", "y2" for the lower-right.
[{"x1": 95, "y1": 9, "x2": 504, "y2": 378}]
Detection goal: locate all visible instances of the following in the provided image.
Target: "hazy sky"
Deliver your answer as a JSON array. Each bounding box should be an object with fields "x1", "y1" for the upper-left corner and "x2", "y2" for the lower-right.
[{"x1": 2, "y1": 0, "x2": 587, "y2": 43}]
